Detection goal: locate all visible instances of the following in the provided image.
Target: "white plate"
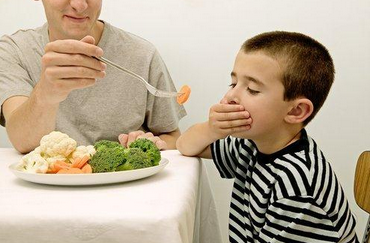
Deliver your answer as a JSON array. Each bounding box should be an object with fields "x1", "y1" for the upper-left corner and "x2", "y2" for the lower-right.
[{"x1": 9, "y1": 158, "x2": 169, "y2": 186}]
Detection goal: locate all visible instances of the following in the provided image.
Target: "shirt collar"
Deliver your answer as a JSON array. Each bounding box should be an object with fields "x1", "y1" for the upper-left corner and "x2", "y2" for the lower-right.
[{"x1": 255, "y1": 129, "x2": 309, "y2": 163}]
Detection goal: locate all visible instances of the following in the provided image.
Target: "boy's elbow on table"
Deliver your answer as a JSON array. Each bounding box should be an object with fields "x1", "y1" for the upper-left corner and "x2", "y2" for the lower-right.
[
  {"x1": 176, "y1": 136, "x2": 197, "y2": 157},
  {"x1": 177, "y1": 138, "x2": 212, "y2": 159}
]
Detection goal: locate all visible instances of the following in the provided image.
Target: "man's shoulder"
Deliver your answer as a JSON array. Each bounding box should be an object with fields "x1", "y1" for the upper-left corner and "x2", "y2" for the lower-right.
[
  {"x1": 104, "y1": 22, "x2": 156, "y2": 52},
  {"x1": 0, "y1": 24, "x2": 47, "y2": 50}
]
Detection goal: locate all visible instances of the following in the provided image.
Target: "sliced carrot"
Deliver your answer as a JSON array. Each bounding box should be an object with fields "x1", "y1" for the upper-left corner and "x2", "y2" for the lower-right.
[
  {"x1": 81, "y1": 164, "x2": 92, "y2": 174},
  {"x1": 57, "y1": 167, "x2": 84, "y2": 174},
  {"x1": 54, "y1": 161, "x2": 71, "y2": 171},
  {"x1": 177, "y1": 85, "x2": 191, "y2": 105},
  {"x1": 70, "y1": 157, "x2": 81, "y2": 168},
  {"x1": 56, "y1": 169, "x2": 69, "y2": 174},
  {"x1": 71, "y1": 155, "x2": 89, "y2": 169},
  {"x1": 47, "y1": 164, "x2": 58, "y2": 174},
  {"x1": 48, "y1": 161, "x2": 71, "y2": 173}
]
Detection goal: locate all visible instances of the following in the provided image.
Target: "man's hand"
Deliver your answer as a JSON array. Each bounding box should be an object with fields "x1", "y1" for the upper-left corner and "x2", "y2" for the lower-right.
[
  {"x1": 207, "y1": 98, "x2": 252, "y2": 140},
  {"x1": 118, "y1": 131, "x2": 167, "y2": 150},
  {"x1": 35, "y1": 36, "x2": 106, "y2": 105}
]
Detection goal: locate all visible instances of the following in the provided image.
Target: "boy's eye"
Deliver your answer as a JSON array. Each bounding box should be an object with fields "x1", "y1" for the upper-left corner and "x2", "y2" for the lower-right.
[
  {"x1": 247, "y1": 87, "x2": 260, "y2": 95},
  {"x1": 229, "y1": 83, "x2": 236, "y2": 88}
]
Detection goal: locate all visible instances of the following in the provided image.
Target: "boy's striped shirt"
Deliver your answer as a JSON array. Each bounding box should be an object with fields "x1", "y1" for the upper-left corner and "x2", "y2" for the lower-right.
[{"x1": 211, "y1": 129, "x2": 358, "y2": 243}]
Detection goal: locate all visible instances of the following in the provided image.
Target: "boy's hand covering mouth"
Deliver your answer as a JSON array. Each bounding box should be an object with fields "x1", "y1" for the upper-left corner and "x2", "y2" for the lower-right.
[{"x1": 207, "y1": 99, "x2": 252, "y2": 140}]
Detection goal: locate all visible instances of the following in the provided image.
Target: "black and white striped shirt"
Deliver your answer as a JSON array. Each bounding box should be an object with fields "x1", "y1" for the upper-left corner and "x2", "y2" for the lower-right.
[{"x1": 211, "y1": 129, "x2": 358, "y2": 243}]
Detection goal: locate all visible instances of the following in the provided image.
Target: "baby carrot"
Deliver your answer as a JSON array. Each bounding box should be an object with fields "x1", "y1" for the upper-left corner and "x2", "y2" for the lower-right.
[
  {"x1": 49, "y1": 161, "x2": 71, "y2": 173},
  {"x1": 177, "y1": 85, "x2": 191, "y2": 105},
  {"x1": 71, "y1": 155, "x2": 89, "y2": 169},
  {"x1": 81, "y1": 164, "x2": 92, "y2": 174},
  {"x1": 57, "y1": 168, "x2": 84, "y2": 174}
]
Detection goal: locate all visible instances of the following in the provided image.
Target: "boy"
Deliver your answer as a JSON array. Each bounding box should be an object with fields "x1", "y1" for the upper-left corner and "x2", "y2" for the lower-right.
[{"x1": 176, "y1": 31, "x2": 358, "y2": 242}]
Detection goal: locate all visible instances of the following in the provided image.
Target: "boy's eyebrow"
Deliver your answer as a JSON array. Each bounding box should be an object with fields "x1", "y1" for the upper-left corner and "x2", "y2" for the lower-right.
[{"x1": 230, "y1": 72, "x2": 264, "y2": 86}]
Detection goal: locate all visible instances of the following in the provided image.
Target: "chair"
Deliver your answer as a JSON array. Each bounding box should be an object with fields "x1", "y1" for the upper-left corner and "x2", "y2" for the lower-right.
[{"x1": 354, "y1": 151, "x2": 370, "y2": 243}]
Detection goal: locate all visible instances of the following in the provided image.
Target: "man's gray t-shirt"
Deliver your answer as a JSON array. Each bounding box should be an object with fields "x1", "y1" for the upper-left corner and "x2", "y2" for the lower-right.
[{"x1": 0, "y1": 22, "x2": 186, "y2": 145}]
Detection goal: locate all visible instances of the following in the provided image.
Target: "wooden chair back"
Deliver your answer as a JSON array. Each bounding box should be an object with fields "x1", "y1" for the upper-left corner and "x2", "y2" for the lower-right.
[{"x1": 354, "y1": 151, "x2": 370, "y2": 243}]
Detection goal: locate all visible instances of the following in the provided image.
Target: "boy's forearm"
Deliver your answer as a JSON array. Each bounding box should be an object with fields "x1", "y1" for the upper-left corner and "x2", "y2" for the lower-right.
[
  {"x1": 6, "y1": 92, "x2": 58, "y2": 154},
  {"x1": 176, "y1": 122, "x2": 216, "y2": 158},
  {"x1": 158, "y1": 129, "x2": 181, "y2": 150}
]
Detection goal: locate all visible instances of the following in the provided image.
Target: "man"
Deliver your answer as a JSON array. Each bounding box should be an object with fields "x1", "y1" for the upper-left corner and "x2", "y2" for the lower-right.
[{"x1": 0, "y1": 0, "x2": 186, "y2": 153}]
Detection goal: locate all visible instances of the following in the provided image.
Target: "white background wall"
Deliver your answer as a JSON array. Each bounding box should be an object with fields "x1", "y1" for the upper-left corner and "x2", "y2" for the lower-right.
[{"x1": 1, "y1": 0, "x2": 369, "y2": 242}]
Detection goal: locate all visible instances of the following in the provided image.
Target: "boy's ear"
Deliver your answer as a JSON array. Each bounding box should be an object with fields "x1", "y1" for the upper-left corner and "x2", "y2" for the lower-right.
[{"x1": 285, "y1": 98, "x2": 314, "y2": 124}]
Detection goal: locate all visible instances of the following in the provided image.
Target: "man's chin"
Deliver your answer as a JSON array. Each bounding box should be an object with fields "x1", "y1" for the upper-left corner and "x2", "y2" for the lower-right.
[
  {"x1": 62, "y1": 31, "x2": 89, "y2": 40},
  {"x1": 61, "y1": 25, "x2": 91, "y2": 40}
]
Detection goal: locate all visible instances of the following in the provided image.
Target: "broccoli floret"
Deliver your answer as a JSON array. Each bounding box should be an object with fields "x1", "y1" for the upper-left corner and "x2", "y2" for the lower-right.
[
  {"x1": 94, "y1": 140, "x2": 121, "y2": 151},
  {"x1": 116, "y1": 148, "x2": 152, "y2": 171},
  {"x1": 129, "y1": 138, "x2": 161, "y2": 166},
  {"x1": 89, "y1": 146, "x2": 126, "y2": 173}
]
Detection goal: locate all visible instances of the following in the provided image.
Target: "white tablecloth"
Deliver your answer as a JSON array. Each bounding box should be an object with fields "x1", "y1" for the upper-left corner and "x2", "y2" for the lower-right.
[{"x1": 0, "y1": 149, "x2": 222, "y2": 243}]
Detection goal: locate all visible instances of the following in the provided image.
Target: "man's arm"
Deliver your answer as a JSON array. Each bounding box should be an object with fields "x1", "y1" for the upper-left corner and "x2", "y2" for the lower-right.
[
  {"x1": 177, "y1": 101, "x2": 252, "y2": 159},
  {"x1": 3, "y1": 36, "x2": 106, "y2": 153},
  {"x1": 3, "y1": 94, "x2": 58, "y2": 154}
]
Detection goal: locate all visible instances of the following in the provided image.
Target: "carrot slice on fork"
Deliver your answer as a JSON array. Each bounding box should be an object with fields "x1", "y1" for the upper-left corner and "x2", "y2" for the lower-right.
[{"x1": 177, "y1": 85, "x2": 191, "y2": 105}]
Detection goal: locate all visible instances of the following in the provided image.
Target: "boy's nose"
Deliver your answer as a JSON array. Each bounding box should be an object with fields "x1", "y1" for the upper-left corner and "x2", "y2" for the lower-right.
[
  {"x1": 224, "y1": 91, "x2": 240, "y2": 105},
  {"x1": 229, "y1": 100, "x2": 238, "y2": 105},
  {"x1": 70, "y1": 0, "x2": 88, "y2": 13}
]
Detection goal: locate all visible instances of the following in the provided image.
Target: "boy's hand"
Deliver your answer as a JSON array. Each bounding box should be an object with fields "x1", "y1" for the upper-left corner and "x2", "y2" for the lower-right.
[{"x1": 207, "y1": 98, "x2": 252, "y2": 140}]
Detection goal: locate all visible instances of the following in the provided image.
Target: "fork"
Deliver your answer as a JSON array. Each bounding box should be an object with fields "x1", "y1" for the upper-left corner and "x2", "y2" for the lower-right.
[{"x1": 95, "y1": 56, "x2": 182, "y2": 98}]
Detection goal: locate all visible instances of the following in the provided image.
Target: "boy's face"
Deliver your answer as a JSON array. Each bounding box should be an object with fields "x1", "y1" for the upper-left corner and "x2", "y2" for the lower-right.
[
  {"x1": 38, "y1": 0, "x2": 102, "y2": 41},
  {"x1": 224, "y1": 51, "x2": 294, "y2": 142}
]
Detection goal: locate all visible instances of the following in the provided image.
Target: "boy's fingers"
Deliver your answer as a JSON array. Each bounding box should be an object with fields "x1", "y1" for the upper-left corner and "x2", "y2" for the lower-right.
[
  {"x1": 218, "y1": 119, "x2": 251, "y2": 129},
  {"x1": 228, "y1": 125, "x2": 251, "y2": 134},
  {"x1": 212, "y1": 103, "x2": 245, "y2": 113},
  {"x1": 215, "y1": 111, "x2": 250, "y2": 121}
]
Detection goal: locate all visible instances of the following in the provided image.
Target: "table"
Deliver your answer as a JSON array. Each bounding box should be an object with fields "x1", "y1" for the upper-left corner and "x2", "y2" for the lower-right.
[{"x1": 0, "y1": 149, "x2": 223, "y2": 243}]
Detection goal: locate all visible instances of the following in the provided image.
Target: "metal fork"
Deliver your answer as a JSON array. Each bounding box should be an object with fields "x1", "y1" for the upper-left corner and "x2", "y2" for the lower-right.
[{"x1": 95, "y1": 56, "x2": 181, "y2": 98}]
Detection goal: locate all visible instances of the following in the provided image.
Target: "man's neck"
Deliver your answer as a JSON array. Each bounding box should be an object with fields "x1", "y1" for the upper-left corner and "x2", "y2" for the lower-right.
[{"x1": 90, "y1": 20, "x2": 104, "y2": 44}]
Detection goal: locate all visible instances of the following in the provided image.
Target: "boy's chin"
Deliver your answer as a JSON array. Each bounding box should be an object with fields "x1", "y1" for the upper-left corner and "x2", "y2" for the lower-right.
[{"x1": 230, "y1": 131, "x2": 252, "y2": 139}]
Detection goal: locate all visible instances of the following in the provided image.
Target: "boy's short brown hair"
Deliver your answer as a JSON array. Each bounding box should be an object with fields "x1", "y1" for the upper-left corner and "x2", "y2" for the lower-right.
[{"x1": 241, "y1": 31, "x2": 335, "y2": 125}]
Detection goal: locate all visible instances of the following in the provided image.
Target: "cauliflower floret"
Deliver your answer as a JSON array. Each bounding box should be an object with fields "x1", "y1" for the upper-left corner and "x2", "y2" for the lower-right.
[
  {"x1": 16, "y1": 150, "x2": 48, "y2": 173},
  {"x1": 39, "y1": 131, "x2": 77, "y2": 157},
  {"x1": 70, "y1": 145, "x2": 96, "y2": 161},
  {"x1": 45, "y1": 155, "x2": 68, "y2": 164}
]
